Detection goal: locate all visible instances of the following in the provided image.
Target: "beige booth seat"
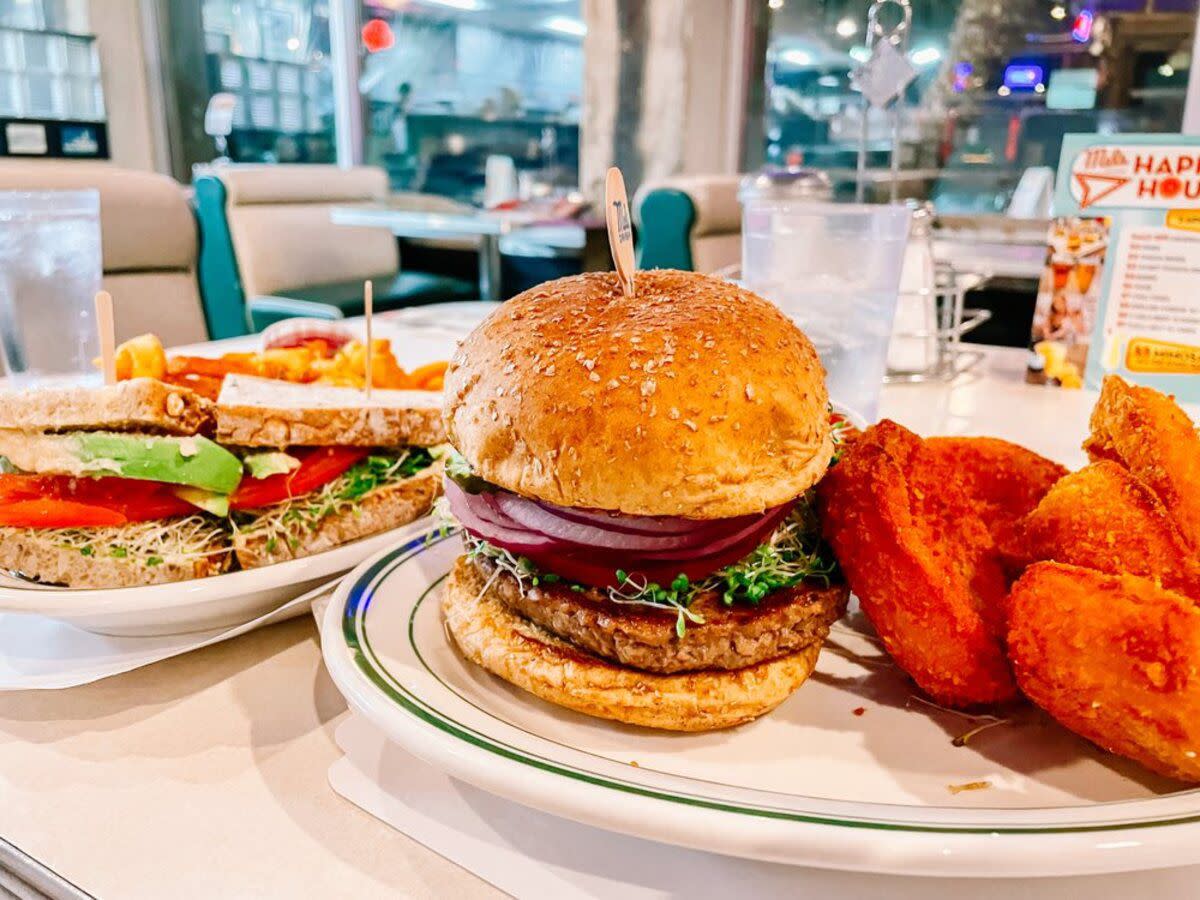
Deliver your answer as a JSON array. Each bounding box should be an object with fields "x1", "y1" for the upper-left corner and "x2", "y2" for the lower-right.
[
  {"x1": 214, "y1": 164, "x2": 400, "y2": 300},
  {"x1": 0, "y1": 161, "x2": 208, "y2": 345},
  {"x1": 634, "y1": 174, "x2": 742, "y2": 274}
]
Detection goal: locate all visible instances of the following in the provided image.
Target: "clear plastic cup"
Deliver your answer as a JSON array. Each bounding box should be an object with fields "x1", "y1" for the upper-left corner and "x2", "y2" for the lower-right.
[
  {"x1": 0, "y1": 190, "x2": 102, "y2": 385},
  {"x1": 741, "y1": 201, "x2": 911, "y2": 421}
]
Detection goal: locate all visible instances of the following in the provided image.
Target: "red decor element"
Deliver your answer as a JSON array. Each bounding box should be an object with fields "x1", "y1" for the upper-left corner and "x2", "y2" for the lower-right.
[
  {"x1": 1074, "y1": 172, "x2": 1130, "y2": 210},
  {"x1": 362, "y1": 19, "x2": 394, "y2": 53},
  {"x1": 1005, "y1": 114, "x2": 1021, "y2": 163}
]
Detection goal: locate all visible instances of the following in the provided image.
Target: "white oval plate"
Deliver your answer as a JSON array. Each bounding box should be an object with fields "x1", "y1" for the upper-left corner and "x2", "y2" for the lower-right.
[
  {"x1": 0, "y1": 525, "x2": 430, "y2": 637},
  {"x1": 322, "y1": 523, "x2": 1200, "y2": 878}
]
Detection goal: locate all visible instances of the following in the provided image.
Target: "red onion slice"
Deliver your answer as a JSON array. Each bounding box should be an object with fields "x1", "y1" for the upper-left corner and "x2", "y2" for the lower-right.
[
  {"x1": 492, "y1": 491, "x2": 724, "y2": 552},
  {"x1": 635, "y1": 502, "x2": 792, "y2": 560},
  {"x1": 531, "y1": 501, "x2": 712, "y2": 535},
  {"x1": 444, "y1": 481, "x2": 556, "y2": 554},
  {"x1": 443, "y1": 478, "x2": 796, "y2": 588},
  {"x1": 519, "y1": 520, "x2": 781, "y2": 590}
]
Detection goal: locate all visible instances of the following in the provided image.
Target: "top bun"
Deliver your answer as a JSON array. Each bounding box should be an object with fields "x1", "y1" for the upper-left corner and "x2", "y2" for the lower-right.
[{"x1": 443, "y1": 270, "x2": 832, "y2": 519}]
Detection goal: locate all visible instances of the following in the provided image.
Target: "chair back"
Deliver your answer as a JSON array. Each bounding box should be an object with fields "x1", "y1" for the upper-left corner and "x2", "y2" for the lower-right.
[
  {"x1": 634, "y1": 174, "x2": 742, "y2": 273},
  {"x1": 194, "y1": 164, "x2": 399, "y2": 338},
  {"x1": 0, "y1": 160, "x2": 207, "y2": 344}
]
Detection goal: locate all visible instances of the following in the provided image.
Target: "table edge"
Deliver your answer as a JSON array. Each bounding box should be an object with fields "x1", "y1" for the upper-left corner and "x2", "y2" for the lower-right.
[{"x1": 0, "y1": 836, "x2": 93, "y2": 900}]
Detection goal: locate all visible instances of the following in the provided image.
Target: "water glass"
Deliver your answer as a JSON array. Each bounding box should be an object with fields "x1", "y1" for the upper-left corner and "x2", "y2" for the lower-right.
[
  {"x1": 0, "y1": 190, "x2": 102, "y2": 385},
  {"x1": 742, "y1": 202, "x2": 911, "y2": 421}
]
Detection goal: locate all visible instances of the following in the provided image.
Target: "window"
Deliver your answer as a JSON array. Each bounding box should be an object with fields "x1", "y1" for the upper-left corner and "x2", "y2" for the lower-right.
[
  {"x1": 357, "y1": 0, "x2": 583, "y2": 201},
  {"x1": 0, "y1": 0, "x2": 100, "y2": 123},
  {"x1": 758, "y1": 0, "x2": 1198, "y2": 214},
  {"x1": 200, "y1": 0, "x2": 335, "y2": 163}
]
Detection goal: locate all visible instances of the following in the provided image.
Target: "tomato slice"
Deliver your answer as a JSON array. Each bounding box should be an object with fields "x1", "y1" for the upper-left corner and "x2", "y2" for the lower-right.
[
  {"x1": 0, "y1": 499, "x2": 126, "y2": 528},
  {"x1": 230, "y1": 447, "x2": 369, "y2": 510},
  {"x1": 0, "y1": 474, "x2": 196, "y2": 523}
]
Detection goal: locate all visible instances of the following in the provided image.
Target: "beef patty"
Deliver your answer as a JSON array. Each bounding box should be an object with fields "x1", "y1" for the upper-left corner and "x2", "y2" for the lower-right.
[{"x1": 472, "y1": 555, "x2": 849, "y2": 674}]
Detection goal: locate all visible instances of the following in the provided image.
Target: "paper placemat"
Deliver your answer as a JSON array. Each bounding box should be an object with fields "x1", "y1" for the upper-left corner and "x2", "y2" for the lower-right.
[
  {"x1": 327, "y1": 714, "x2": 1200, "y2": 899},
  {"x1": 0, "y1": 579, "x2": 336, "y2": 690}
]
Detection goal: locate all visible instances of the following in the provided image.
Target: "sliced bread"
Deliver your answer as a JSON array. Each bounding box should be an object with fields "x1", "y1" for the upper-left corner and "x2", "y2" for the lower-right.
[
  {"x1": 0, "y1": 378, "x2": 212, "y2": 436},
  {"x1": 215, "y1": 375, "x2": 445, "y2": 448}
]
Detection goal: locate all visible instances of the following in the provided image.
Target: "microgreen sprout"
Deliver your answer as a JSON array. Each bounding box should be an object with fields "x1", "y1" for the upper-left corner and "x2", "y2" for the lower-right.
[
  {"x1": 609, "y1": 569, "x2": 705, "y2": 638},
  {"x1": 233, "y1": 448, "x2": 436, "y2": 547},
  {"x1": 49, "y1": 515, "x2": 230, "y2": 565}
]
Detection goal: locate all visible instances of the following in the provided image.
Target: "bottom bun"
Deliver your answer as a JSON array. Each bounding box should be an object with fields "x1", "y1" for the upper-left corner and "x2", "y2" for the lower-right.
[{"x1": 442, "y1": 554, "x2": 822, "y2": 732}]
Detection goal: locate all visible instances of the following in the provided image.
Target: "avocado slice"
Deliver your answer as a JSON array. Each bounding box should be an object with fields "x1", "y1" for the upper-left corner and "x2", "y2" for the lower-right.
[
  {"x1": 0, "y1": 429, "x2": 243, "y2": 494},
  {"x1": 75, "y1": 433, "x2": 243, "y2": 494},
  {"x1": 173, "y1": 486, "x2": 232, "y2": 516},
  {"x1": 243, "y1": 450, "x2": 301, "y2": 480}
]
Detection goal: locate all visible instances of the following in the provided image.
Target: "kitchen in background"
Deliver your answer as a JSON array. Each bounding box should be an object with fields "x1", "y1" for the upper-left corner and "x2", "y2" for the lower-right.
[{"x1": 357, "y1": 0, "x2": 581, "y2": 203}]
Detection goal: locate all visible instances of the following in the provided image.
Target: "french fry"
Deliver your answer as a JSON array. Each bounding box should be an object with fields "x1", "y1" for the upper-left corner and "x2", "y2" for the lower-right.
[
  {"x1": 122, "y1": 332, "x2": 448, "y2": 396},
  {"x1": 111, "y1": 333, "x2": 167, "y2": 381},
  {"x1": 409, "y1": 361, "x2": 449, "y2": 385}
]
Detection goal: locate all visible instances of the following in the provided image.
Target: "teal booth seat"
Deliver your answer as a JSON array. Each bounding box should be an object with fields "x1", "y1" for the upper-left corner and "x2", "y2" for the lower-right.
[
  {"x1": 634, "y1": 188, "x2": 696, "y2": 270},
  {"x1": 634, "y1": 175, "x2": 743, "y2": 274},
  {"x1": 192, "y1": 166, "x2": 475, "y2": 339}
]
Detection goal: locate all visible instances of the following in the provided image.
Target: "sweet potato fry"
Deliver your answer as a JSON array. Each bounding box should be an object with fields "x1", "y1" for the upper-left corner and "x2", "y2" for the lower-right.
[
  {"x1": 1085, "y1": 376, "x2": 1200, "y2": 552},
  {"x1": 1008, "y1": 562, "x2": 1200, "y2": 783},
  {"x1": 167, "y1": 354, "x2": 258, "y2": 378},
  {"x1": 818, "y1": 421, "x2": 1018, "y2": 707},
  {"x1": 1013, "y1": 461, "x2": 1200, "y2": 597},
  {"x1": 409, "y1": 360, "x2": 449, "y2": 386}
]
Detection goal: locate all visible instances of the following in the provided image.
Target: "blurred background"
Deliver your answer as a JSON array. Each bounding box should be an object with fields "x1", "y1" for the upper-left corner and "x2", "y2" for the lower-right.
[
  {"x1": 3, "y1": 0, "x2": 1193, "y2": 206},
  {"x1": 0, "y1": 0, "x2": 1196, "y2": 361}
]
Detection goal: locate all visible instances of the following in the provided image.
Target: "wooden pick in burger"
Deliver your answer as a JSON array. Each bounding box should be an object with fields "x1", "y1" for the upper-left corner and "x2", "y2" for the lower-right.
[
  {"x1": 605, "y1": 166, "x2": 636, "y2": 299},
  {"x1": 93, "y1": 290, "x2": 116, "y2": 385}
]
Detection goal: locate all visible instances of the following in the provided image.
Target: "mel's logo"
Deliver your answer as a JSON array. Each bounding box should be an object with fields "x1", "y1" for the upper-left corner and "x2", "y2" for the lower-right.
[
  {"x1": 1071, "y1": 144, "x2": 1200, "y2": 210},
  {"x1": 611, "y1": 199, "x2": 632, "y2": 242}
]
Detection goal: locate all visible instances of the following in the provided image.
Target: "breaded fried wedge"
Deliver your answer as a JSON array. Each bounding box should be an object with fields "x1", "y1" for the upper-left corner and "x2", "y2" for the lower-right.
[
  {"x1": 818, "y1": 421, "x2": 1017, "y2": 707},
  {"x1": 1085, "y1": 376, "x2": 1200, "y2": 552},
  {"x1": 921, "y1": 439, "x2": 1065, "y2": 540},
  {"x1": 1008, "y1": 562, "x2": 1200, "y2": 783},
  {"x1": 1013, "y1": 461, "x2": 1200, "y2": 597},
  {"x1": 926, "y1": 436, "x2": 1067, "y2": 544}
]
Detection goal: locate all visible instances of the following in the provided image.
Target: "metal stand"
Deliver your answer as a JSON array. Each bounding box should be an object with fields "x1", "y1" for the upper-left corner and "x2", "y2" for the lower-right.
[
  {"x1": 855, "y1": 0, "x2": 912, "y2": 204},
  {"x1": 885, "y1": 261, "x2": 992, "y2": 383}
]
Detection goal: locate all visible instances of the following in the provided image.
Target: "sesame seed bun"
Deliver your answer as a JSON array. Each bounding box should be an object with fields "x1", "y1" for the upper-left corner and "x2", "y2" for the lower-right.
[
  {"x1": 442, "y1": 554, "x2": 822, "y2": 731},
  {"x1": 443, "y1": 270, "x2": 833, "y2": 519}
]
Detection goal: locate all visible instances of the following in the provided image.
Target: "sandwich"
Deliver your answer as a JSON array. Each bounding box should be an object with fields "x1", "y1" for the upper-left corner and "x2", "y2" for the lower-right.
[
  {"x1": 0, "y1": 378, "x2": 239, "y2": 587},
  {"x1": 0, "y1": 373, "x2": 448, "y2": 588},
  {"x1": 439, "y1": 270, "x2": 849, "y2": 732},
  {"x1": 215, "y1": 375, "x2": 445, "y2": 569}
]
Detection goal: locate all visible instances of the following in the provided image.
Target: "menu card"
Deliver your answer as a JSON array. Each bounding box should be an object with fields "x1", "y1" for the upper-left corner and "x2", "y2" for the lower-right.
[{"x1": 1054, "y1": 134, "x2": 1200, "y2": 400}]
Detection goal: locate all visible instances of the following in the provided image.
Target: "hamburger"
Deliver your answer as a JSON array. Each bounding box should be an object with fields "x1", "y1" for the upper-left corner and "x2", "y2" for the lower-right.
[{"x1": 440, "y1": 270, "x2": 849, "y2": 731}]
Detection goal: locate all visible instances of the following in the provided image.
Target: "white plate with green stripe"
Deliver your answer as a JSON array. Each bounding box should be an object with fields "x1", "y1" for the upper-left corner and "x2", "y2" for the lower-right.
[{"x1": 322, "y1": 522, "x2": 1200, "y2": 877}]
